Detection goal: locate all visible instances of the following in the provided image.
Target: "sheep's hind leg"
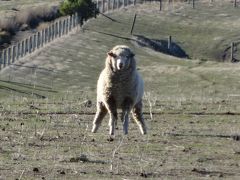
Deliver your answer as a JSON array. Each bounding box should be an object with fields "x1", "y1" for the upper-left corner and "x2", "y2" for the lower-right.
[
  {"x1": 92, "y1": 102, "x2": 107, "y2": 133},
  {"x1": 132, "y1": 101, "x2": 147, "y2": 135}
]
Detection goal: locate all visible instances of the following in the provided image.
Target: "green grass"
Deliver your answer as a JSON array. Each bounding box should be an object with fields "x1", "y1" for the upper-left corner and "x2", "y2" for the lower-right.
[{"x1": 0, "y1": 1, "x2": 240, "y2": 179}]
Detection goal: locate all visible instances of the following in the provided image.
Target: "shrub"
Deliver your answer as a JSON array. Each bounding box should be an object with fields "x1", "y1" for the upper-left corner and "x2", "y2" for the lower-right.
[
  {"x1": 59, "y1": 0, "x2": 97, "y2": 20},
  {"x1": 0, "y1": 6, "x2": 59, "y2": 35},
  {"x1": 16, "y1": 6, "x2": 59, "y2": 28}
]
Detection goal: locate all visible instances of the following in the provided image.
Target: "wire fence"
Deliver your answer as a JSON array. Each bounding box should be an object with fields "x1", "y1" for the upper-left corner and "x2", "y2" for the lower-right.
[{"x1": 0, "y1": 13, "x2": 83, "y2": 71}]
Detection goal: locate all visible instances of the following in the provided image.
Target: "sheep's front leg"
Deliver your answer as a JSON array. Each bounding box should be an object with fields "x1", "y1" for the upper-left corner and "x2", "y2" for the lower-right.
[
  {"x1": 131, "y1": 101, "x2": 147, "y2": 135},
  {"x1": 106, "y1": 96, "x2": 118, "y2": 135},
  {"x1": 121, "y1": 97, "x2": 133, "y2": 135},
  {"x1": 92, "y1": 102, "x2": 107, "y2": 133}
]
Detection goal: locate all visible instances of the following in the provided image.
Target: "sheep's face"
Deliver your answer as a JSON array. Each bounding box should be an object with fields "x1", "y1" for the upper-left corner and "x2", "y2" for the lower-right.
[{"x1": 107, "y1": 46, "x2": 135, "y2": 72}]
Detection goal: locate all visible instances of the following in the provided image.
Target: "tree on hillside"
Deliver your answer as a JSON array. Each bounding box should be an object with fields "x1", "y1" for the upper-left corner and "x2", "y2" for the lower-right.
[{"x1": 60, "y1": 0, "x2": 97, "y2": 20}]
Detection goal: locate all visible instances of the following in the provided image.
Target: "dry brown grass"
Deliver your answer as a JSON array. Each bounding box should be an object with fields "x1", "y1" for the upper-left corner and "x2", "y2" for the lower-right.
[{"x1": 0, "y1": 6, "x2": 58, "y2": 35}]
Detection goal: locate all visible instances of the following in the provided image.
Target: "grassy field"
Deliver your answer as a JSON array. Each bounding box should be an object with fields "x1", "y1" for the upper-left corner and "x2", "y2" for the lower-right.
[{"x1": 0, "y1": 1, "x2": 240, "y2": 179}]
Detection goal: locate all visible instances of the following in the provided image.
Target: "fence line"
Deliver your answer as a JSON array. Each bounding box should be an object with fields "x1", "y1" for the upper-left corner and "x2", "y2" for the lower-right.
[
  {"x1": 0, "y1": 0, "x2": 239, "y2": 70},
  {"x1": 0, "y1": 12, "x2": 82, "y2": 71}
]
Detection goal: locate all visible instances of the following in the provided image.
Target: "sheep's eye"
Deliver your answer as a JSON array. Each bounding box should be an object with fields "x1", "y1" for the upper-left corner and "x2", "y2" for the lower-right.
[
  {"x1": 108, "y1": 52, "x2": 117, "y2": 58},
  {"x1": 127, "y1": 53, "x2": 135, "y2": 58}
]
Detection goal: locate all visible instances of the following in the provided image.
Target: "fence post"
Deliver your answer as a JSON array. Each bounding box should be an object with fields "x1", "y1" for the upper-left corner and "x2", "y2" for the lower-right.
[
  {"x1": 51, "y1": 24, "x2": 55, "y2": 40},
  {"x1": 75, "y1": 13, "x2": 78, "y2": 27},
  {"x1": 16, "y1": 42, "x2": 20, "y2": 60},
  {"x1": 55, "y1": 22, "x2": 58, "y2": 38},
  {"x1": 168, "y1": 35, "x2": 172, "y2": 50},
  {"x1": 33, "y1": 34, "x2": 37, "y2": 52},
  {"x1": 41, "y1": 29, "x2": 44, "y2": 47},
  {"x1": 3, "y1": 50, "x2": 7, "y2": 67},
  {"x1": 49, "y1": 26, "x2": 52, "y2": 41},
  {"x1": 117, "y1": 0, "x2": 120, "y2": 9},
  {"x1": 96, "y1": 0, "x2": 99, "y2": 9},
  {"x1": 46, "y1": 28, "x2": 49, "y2": 43},
  {"x1": 159, "y1": 0, "x2": 162, "y2": 11},
  {"x1": 133, "y1": 0, "x2": 136, "y2": 6},
  {"x1": 192, "y1": 0, "x2": 195, "y2": 8},
  {"x1": 63, "y1": 19, "x2": 66, "y2": 34},
  {"x1": 234, "y1": 0, "x2": 237, "y2": 7},
  {"x1": 31, "y1": 35, "x2": 34, "y2": 52},
  {"x1": 26, "y1": 38, "x2": 29, "y2": 54},
  {"x1": 59, "y1": 20, "x2": 62, "y2": 37},
  {"x1": 71, "y1": 15, "x2": 74, "y2": 28},
  {"x1": 66, "y1": 18, "x2": 69, "y2": 34},
  {"x1": 21, "y1": 40, "x2": 25, "y2": 57},
  {"x1": 65, "y1": 19, "x2": 68, "y2": 34},
  {"x1": 36, "y1": 31, "x2": 41, "y2": 49},
  {"x1": 29, "y1": 36, "x2": 32, "y2": 53},
  {"x1": 130, "y1": 13, "x2": 137, "y2": 35},
  {"x1": 112, "y1": 0, "x2": 115, "y2": 9},
  {"x1": 231, "y1": 42, "x2": 234, "y2": 62},
  {"x1": 107, "y1": 0, "x2": 109, "y2": 11},
  {"x1": 7, "y1": 47, "x2": 11, "y2": 65},
  {"x1": 0, "y1": 51, "x2": 2, "y2": 70},
  {"x1": 12, "y1": 45, "x2": 16, "y2": 63},
  {"x1": 68, "y1": 16, "x2": 71, "y2": 31},
  {"x1": 102, "y1": 0, "x2": 105, "y2": 12}
]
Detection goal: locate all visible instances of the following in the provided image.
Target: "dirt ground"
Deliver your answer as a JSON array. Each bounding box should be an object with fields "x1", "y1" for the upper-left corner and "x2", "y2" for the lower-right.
[{"x1": 0, "y1": 1, "x2": 240, "y2": 179}]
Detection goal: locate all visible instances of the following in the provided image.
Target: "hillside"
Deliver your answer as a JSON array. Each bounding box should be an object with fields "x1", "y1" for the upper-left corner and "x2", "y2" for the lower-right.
[{"x1": 0, "y1": 2, "x2": 240, "y2": 179}]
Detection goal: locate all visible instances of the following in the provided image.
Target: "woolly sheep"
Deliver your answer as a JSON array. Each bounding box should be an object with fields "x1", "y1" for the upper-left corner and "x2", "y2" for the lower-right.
[{"x1": 91, "y1": 45, "x2": 147, "y2": 135}]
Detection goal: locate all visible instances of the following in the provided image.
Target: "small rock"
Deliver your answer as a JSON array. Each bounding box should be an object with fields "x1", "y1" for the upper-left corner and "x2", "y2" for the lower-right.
[
  {"x1": 59, "y1": 170, "x2": 65, "y2": 175},
  {"x1": 140, "y1": 172, "x2": 148, "y2": 178},
  {"x1": 79, "y1": 154, "x2": 88, "y2": 162},
  {"x1": 107, "y1": 137, "x2": 114, "y2": 142},
  {"x1": 33, "y1": 167, "x2": 39, "y2": 172},
  {"x1": 84, "y1": 100, "x2": 92, "y2": 107},
  {"x1": 219, "y1": 173, "x2": 224, "y2": 178},
  {"x1": 232, "y1": 134, "x2": 240, "y2": 141}
]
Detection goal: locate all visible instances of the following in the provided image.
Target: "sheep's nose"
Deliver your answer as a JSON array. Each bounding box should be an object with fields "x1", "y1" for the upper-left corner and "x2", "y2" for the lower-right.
[{"x1": 119, "y1": 63, "x2": 123, "y2": 69}]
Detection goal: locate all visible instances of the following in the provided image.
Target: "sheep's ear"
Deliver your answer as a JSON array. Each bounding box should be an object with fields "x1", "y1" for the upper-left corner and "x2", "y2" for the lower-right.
[
  {"x1": 130, "y1": 53, "x2": 135, "y2": 58},
  {"x1": 108, "y1": 51, "x2": 117, "y2": 58}
]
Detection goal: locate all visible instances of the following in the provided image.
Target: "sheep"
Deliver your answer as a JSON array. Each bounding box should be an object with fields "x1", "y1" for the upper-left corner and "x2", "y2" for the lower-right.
[{"x1": 91, "y1": 45, "x2": 147, "y2": 135}]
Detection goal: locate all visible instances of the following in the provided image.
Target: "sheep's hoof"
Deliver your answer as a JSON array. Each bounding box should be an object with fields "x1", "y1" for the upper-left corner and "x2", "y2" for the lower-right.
[
  {"x1": 109, "y1": 126, "x2": 115, "y2": 135},
  {"x1": 123, "y1": 129, "x2": 128, "y2": 135},
  {"x1": 91, "y1": 125, "x2": 98, "y2": 133},
  {"x1": 139, "y1": 126, "x2": 147, "y2": 135},
  {"x1": 107, "y1": 136, "x2": 114, "y2": 142}
]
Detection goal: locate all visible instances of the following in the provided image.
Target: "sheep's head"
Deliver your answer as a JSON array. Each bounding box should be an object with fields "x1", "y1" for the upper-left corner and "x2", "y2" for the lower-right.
[{"x1": 106, "y1": 45, "x2": 136, "y2": 72}]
